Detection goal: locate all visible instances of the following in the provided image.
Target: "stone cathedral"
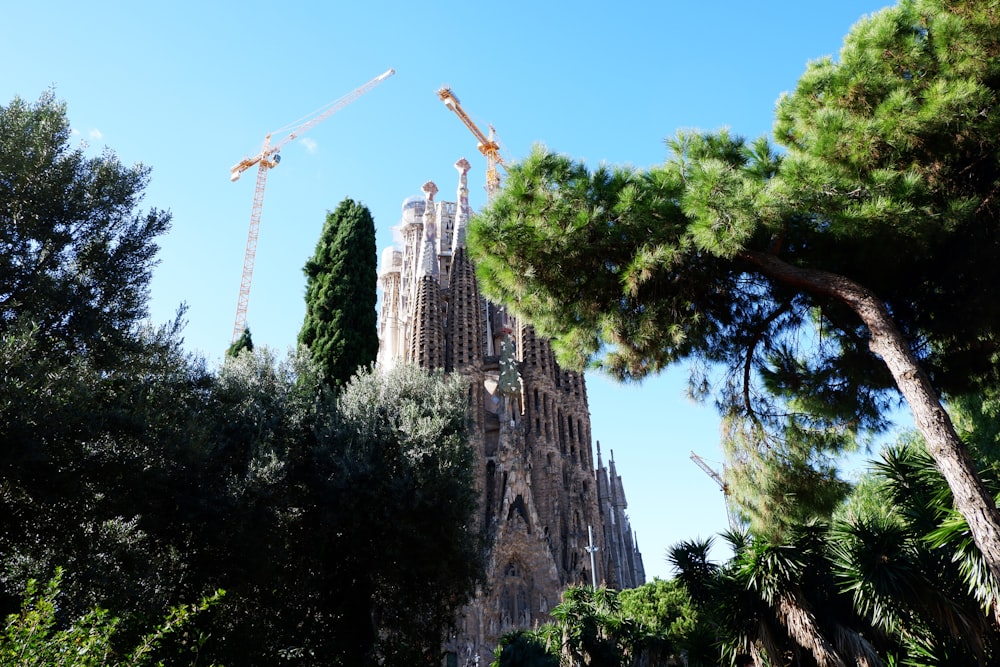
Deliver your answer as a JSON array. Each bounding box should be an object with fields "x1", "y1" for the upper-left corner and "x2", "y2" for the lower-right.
[{"x1": 376, "y1": 158, "x2": 645, "y2": 666}]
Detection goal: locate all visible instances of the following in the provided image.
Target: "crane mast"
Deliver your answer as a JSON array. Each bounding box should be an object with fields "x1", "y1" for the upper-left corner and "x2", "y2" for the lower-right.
[
  {"x1": 228, "y1": 68, "x2": 395, "y2": 342},
  {"x1": 437, "y1": 86, "x2": 506, "y2": 200}
]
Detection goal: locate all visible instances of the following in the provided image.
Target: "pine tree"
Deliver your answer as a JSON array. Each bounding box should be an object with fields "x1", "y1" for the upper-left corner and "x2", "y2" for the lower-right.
[
  {"x1": 468, "y1": 0, "x2": 1000, "y2": 581},
  {"x1": 299, "y1": 198, "x2": 378, "y2": 387}
]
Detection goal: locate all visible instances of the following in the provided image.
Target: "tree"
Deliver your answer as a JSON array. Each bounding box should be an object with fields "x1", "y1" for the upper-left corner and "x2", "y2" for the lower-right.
[
  {"x1": 618, "y1": 579, "x2": 705, "y2": 666},
  {"x1": 226, "y1": 326, "x2": 254, "y2": 357},
  {"x1": 493, "y1": 585, "x2": 690, "y2": 667},
  {"x1": 0, "y1": 90, "x2": 480, "y2": 665},
  {"x1": 0, "y1": 90, "x2": 170, "y2": 366},
  {"x1": 175, "y1": 354, "x2": 483, "y2": 666},
  {"x1": 0, "y1": 315, "x2": 221, "y2": 643},
  {"x1": 670, "y1": 526, "x2": 892, "y2": 667},
  {"x1": 468, "y1": 0, "x2": 1000, "y2": 581},
  {"x1": 0, "y1": 89, "x2": 194, "y2": 633},
  {"x1": 832, "y1": 442, "x2": 1000, "y2": 665},
  {"x1": 330, "y1": 363, "x2": 484, "y2": 664},
  {"x1": 492, "y1": 630, "x2": 560, "y2": 667},
  {"x1": 298, "y1": 198, "x2": 378, "y2": 387}
]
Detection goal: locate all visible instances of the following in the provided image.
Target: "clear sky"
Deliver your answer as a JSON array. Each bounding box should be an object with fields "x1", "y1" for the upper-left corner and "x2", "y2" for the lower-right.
[{"x1": 5, "y1": 0, "x2": 901, "y2": 581}]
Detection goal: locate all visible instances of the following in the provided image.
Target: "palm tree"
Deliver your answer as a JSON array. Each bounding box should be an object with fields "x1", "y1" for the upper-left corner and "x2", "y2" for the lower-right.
[
  {"x1": 670, "y1": 528, "x2": 885, "y2": 667},
  {"x1": 833, "y1": 442, "x2": 1000, "y2": 665}
]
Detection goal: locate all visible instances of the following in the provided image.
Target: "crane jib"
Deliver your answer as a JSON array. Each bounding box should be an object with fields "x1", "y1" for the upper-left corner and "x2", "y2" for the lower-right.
[{"x1": 227, "y1": 68, "x2": 395, "y2": 342}]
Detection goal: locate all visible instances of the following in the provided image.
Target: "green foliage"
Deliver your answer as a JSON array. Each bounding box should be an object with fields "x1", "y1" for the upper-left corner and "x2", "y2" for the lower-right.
[
  {"x1": 494, "y1": 585, "x2": 691, "y2": 667},
  {"x1": 491, "y1": 631, "x2": 559, "y2": 667},
  {"x1": 0, "y1": 569, "x2": 221, "y2": 667},
  {"x1": 326, "y1": 363, "x2": 484, "y2": 665},
  {"x1": 671, "y1": 526, "x2": 887, "y2": 667},
  {"x1": 298, "y1": 198, "x2": 378, "y2": 388},
  {"x1": 668, "y1": 432, "x2": 1000, "y2": 666},
  {"x1": 618, "y1": 579, "x2": 698, "y2": 656},
  {"x1": 0, "y1": 309, "x2": 213, "y2": 626},
  {"x1": 166, "y1": 353, "x2": 482, "y2": 666},
  {"x1": 0, "y1": 90, "x2": 170, "y2": 366},
  {"x1": 832, "y1": 440, "x2": 1000, "y2": 664},
  {"x1": 0, "y1": 89, "x2": 481, "y2": 666},
  {"x1": 468, "y1": 0, "x2": 1000, "y2": 550},
  {"x1": 772, "y1": 0, "x2": 1000, "y2": 393},
  {"x1": 1, "y1": 307, "x2": 482, "y2": 666},
  {"x1": 226, "y1": 327, "x2": 254, "y2": 357}
]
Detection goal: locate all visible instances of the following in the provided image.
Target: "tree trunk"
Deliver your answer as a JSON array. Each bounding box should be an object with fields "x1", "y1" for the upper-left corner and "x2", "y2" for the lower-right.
[
  {"x1": 776, "y1": 593, "x2": 846, "y2": 667},
  {"x1": 740, "y1": 250, "x2": 1000, "y2": 585}
]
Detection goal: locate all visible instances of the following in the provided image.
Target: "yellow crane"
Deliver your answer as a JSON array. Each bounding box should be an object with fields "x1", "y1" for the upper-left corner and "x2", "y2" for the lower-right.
[
  {"x1": 436, "y1": 86, "x2": 507, "y2": 200},
  {"x1": 690, "y1": 451, "x2": 740, "y2": 530},
  {"x1": 228, "y1": 68, "x2": 395, "y2": 342}
]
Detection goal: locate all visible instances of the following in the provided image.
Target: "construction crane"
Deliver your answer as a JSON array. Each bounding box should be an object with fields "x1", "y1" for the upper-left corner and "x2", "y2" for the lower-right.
[
  {"x1": 228, "y1": 68, "x2": 395, "y2": 342},
  {"x1": 690, "y1": 451, "x2": 739, "y2": 530},
  {"x1": 436, "y1": 86, "x2": 507, "y2": 200}
]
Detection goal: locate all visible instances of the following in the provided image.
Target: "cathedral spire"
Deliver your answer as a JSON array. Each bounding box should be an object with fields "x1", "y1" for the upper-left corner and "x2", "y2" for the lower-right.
[
  {"x1": 416, "y1": 181, "x2": 439, "y2": 279},
  {"x1": 452, "y1": 157, "x2": 471, "y2": 255}
]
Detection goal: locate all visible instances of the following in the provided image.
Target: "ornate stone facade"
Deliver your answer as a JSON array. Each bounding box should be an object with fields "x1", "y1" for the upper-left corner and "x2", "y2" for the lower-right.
[{"x1": 377, "y1": 159, "x2": 645, "y2": 666}]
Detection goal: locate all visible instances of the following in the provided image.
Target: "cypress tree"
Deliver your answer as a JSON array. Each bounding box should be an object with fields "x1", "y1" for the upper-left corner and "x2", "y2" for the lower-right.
[
  {"x1": 299, "y1": 198, "x2": 378, "y2": 387},
  {"x1": 226, "y1": 327, "x2": 254, "y2": 358}
]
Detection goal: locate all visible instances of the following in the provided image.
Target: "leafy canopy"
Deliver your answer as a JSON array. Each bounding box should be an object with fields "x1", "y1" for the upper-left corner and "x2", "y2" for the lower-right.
[{"x1": 0, "y1": 90, "x2": 170, "y2": 365}]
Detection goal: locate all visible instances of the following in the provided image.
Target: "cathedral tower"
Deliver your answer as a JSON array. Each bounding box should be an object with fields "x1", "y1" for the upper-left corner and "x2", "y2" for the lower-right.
[{"x1": 376, "y1": 161, "x2": 645, "y2": 666}]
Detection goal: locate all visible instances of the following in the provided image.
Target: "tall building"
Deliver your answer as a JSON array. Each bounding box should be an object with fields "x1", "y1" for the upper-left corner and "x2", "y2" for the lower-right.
[{"x1": 377, "y1": 159, "x2": 645, "y2": 666}]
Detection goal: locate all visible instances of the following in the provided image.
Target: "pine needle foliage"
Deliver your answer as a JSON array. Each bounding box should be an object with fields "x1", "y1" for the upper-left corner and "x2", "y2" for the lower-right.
[{"x1": 469, "y1": 0, "x2": 1000, "y2": 573}]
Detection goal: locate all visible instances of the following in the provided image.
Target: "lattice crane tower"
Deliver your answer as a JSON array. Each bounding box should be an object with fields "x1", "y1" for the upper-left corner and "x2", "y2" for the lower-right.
[{"x1": 228, "y1": 68, "x2": 395, "y2": 342}]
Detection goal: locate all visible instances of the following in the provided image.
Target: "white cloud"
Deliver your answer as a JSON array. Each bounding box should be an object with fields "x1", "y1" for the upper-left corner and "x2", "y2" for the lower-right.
[
  {"x1": 300, "y1": 137, "x2": 318, "y2": 154},
  {"x1": 89, "y1": 128, "x2": 103, "y2": 141}
]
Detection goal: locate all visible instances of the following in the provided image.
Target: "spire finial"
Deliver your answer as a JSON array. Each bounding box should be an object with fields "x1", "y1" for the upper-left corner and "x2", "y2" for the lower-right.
[
  {"x1": 416, "y1": 181, "x2": 439, "y2": 279},
  {"x1": 452, "y1": 158, "x2": 472, "y2": 254},
  {"x1": 421, "y1": 180, "x2": 438, "y2": 201}
]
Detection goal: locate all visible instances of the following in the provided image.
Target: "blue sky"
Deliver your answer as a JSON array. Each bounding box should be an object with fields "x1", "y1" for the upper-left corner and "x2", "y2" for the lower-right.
[{"x1": 5, "y1": 0, "x2": 903, "y2": 580}]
